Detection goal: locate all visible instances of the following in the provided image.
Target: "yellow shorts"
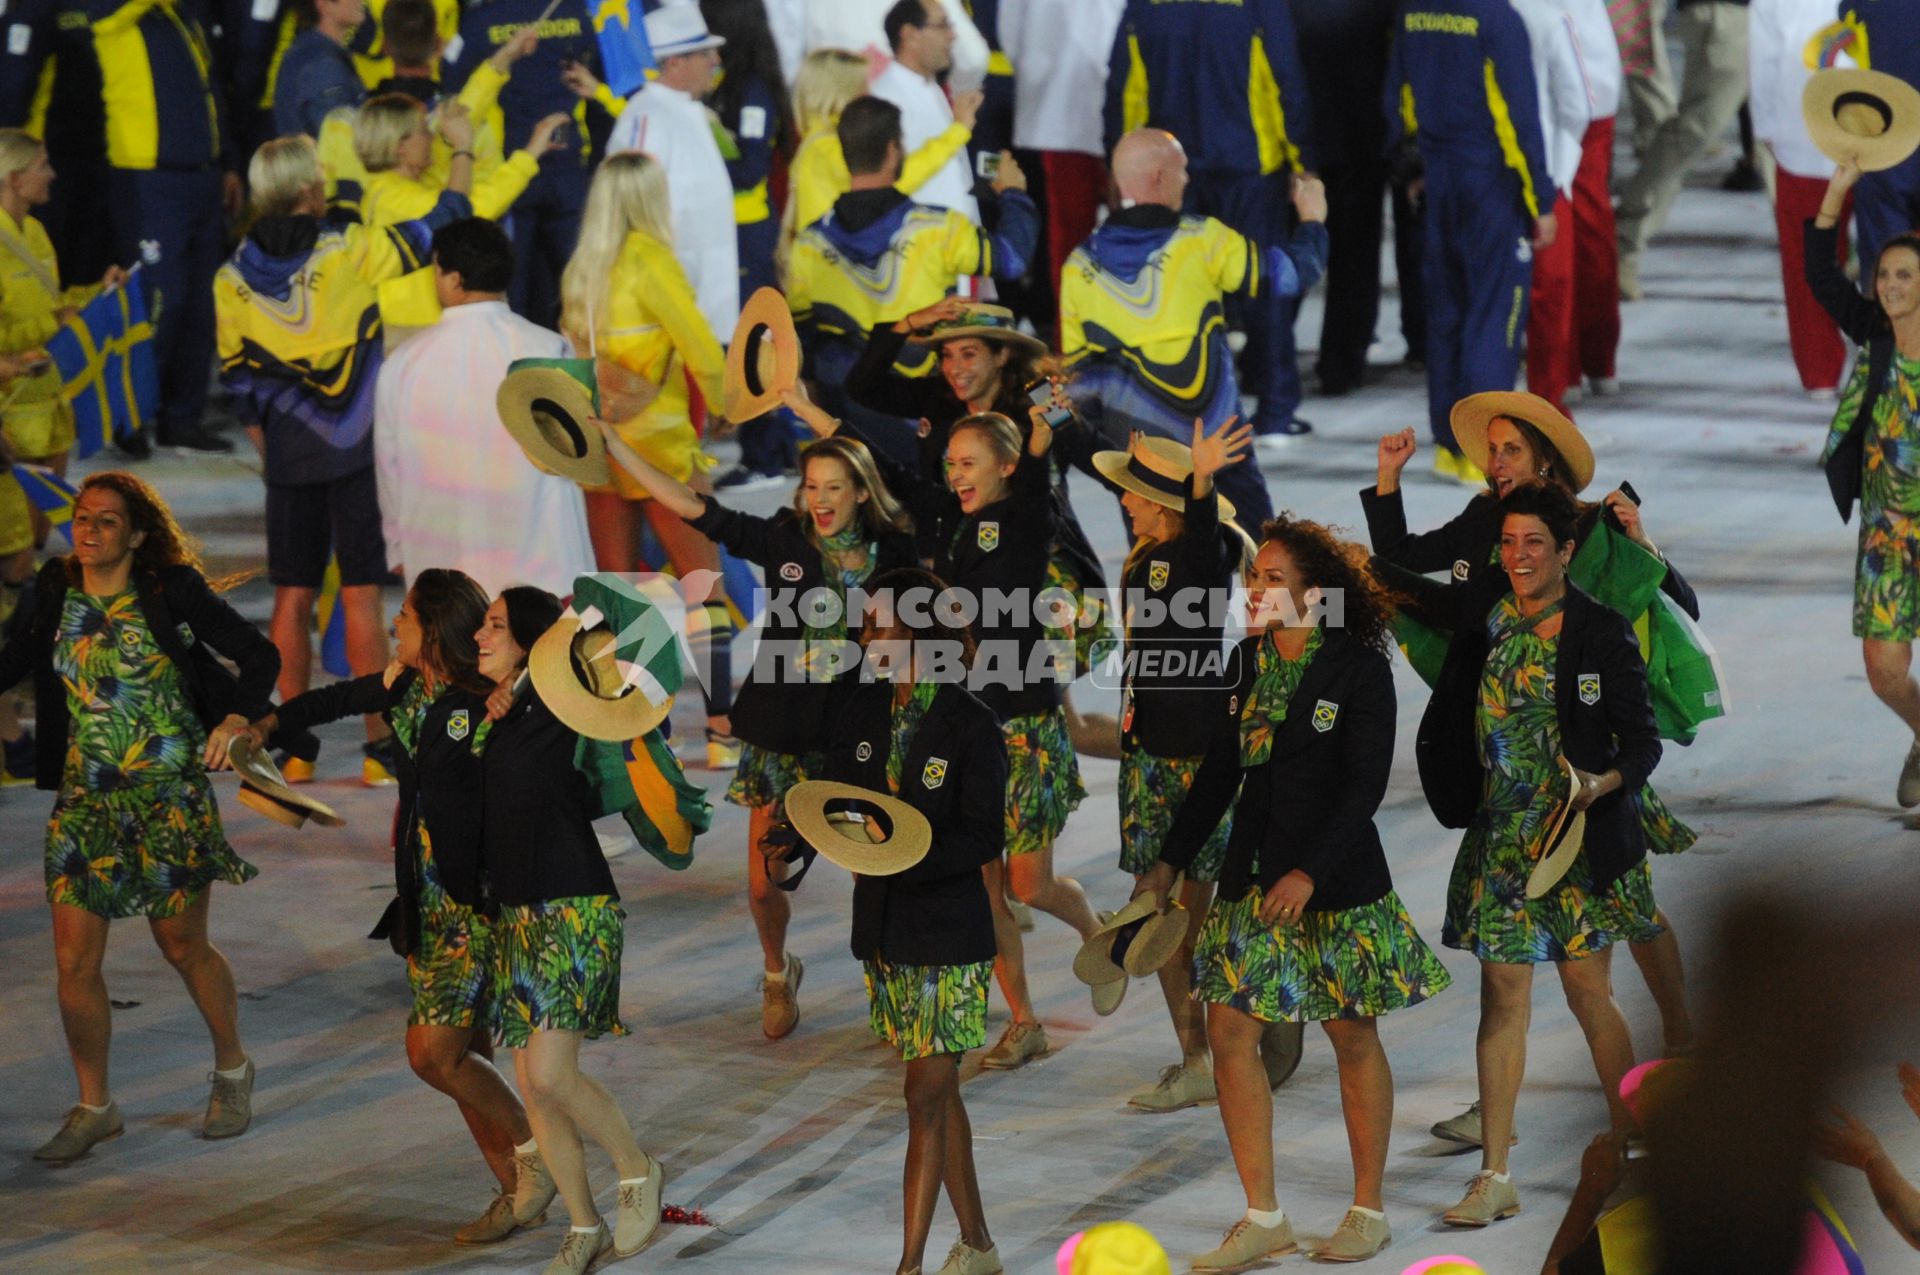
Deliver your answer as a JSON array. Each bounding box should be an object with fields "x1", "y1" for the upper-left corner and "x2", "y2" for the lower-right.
[{"x1": 3, "y1": 389, "x2": 75, "y2": 461}]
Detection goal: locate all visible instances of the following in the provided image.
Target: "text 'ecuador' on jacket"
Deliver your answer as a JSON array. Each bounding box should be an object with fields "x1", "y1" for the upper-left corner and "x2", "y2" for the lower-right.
[
  {"x1": 1102, "y1": 0, "x2": 1316, "y2": 177},
  {"x1": 1385, "y1": 0, "x2": 1551, "y2": 222},
  {"x1": 688, "y1": 496, "x2": 919, "y2": 756},
  {"x1": 1160, "y1": 625, "x2": 1398, "y2": 910},
  {"x1": 824, "y1": 679, "x2": 1007, "y2": 967}
]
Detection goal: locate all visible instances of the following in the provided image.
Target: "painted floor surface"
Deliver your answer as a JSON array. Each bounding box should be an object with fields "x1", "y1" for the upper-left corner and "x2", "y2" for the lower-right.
[{"x1": 5, "y1": 177, "x2": 1920, "y2": 1273}]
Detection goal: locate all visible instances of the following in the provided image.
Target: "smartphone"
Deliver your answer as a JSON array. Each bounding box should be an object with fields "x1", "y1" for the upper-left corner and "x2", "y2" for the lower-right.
[
  {"x1": 1605, "y1": 480, "x2": 1642, "y2": 533},
  {"x1": 975, "y1": 150, "x2": 1002, "y2": 181},
  {"x1": 1026, "y1": 377, "x2": 1071, "y2": 428}
]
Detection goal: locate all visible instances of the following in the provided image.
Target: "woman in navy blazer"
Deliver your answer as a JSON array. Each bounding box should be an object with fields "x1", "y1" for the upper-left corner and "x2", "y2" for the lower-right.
[
  {"x1": 1136, "y1": 515, "x2": 1450, "y2": 1268},
  {"x1": 783, "y1": 566, "x2": 1009, "y2": 1275}
]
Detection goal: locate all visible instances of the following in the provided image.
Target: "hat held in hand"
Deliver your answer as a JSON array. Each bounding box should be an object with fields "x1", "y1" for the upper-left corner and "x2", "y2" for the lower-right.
[
  {"x1": 783, "y1": 780, "x2": 931, "y2": 876},
  {"x1": 228, "y1": 735, "x2": 343, "y2": 830},
  {"x1": 496, "y1": 356, "x2": 611, "y2": 487},
  {"x1": 1074, "y1": 878, "x2": 1189, "y2": 985},
  {"x1": 1804, "y1": 67, "x2": 1920, "y2": 173},
  {"x1": 724, "y1": 288, "x2": 801, "y2": 422},
  {"x1": 529, "y1": 574, "x2": 682, "y2": 741}
]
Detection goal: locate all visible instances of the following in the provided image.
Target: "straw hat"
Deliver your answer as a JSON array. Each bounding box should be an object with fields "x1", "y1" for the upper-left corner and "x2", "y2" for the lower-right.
[
  {"x1": 227, "y1": 736, "x2": 343, "y2": 830},
  {"x1": 496, "y1": 357, "x2": 611, "y2": 487},
  {"x1": 1449, "y1": 390, "x2": 1595, "y2": 493},
  {"x1": 1524, "y1": 755, "x2": 1589, "y2": 900},
  {"x1": 918, "y1": 304, "x2": 1047, "y2": 359},
  {"x1": 1073, "y1": 881, "x2": 1189, "y2": 984},
  {"x1": 1091, "y1": 436, "x2": 1238, "y2": 522},
  {"x1": 1803, "y1": 67, "x2": 1920, "y2": 173},
  {"x1": 528, "y1": 575, "x2": 681, "y2": 742},
  {"x1": 724, "y1": 287, "x2": 801, "y2": 422},
  {"x1": 784, "y1": 780, "x2": 932, "y2": 876}
]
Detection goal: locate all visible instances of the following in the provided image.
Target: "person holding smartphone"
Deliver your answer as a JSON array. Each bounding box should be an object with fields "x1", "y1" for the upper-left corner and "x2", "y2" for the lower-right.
[{"x1": 1360, "y1": 390, "x2": 1702, "y2": 1151}]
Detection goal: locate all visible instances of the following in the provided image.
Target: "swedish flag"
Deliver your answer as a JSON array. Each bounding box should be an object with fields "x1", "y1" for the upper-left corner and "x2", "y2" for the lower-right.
[
  {"x1": 592, "y1": 0, "x2": 656, "y2": 98},
  {"x1": 45, "y1": 267, "x2": 158, "y2": 459},
  {"x1": 11, "y1": 463, "x2": 77, "y2": 544}
]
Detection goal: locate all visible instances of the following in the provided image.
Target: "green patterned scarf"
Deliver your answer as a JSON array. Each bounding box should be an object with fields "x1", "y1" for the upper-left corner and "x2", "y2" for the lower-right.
[
  {"x1": 1489, "y1": 595, "x2": 1564, "y2": 645},
  {"x1": 1238, "y1": 626, "x2": 1324, "y2": 766},
  {"x1": 886, "y1": 681, "x2": 939, "y2": 794},
  {"x1": 801, "y1": 524, "x2": 877, "y2": 676}
]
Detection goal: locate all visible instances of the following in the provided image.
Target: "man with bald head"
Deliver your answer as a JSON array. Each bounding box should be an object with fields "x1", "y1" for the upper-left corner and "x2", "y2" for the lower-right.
[{"x1": 1058, "y1": 128, "x2": 1328, "y2": 529}]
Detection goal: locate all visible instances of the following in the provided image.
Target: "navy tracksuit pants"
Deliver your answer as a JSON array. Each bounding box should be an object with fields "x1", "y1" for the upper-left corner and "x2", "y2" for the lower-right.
[
  {"x1": 111, "y1": 166, "x2": 225, "y2": 440},
  {"x1": 1184, "y1": 170, "x2": 1304, "y2": 433},
  {"x1": 507, "y1": 164, "x2": 591, "y2": 329},
  {"x1": 1421, "y1": 161, "x2": 1532, "y2": 453}
]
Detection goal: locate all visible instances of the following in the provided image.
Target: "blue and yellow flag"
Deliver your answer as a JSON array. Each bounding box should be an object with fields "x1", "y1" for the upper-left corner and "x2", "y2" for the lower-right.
[
  {"x1": 315, "y1": 557, "x2": 352, "y2": 678},
  {"x1": 11, "y1": 463, "x2": 77, "y2": 544},
  {"x1": 45, "y1": 267, "x2": 158, "y2": 458},
  {"x1": 592, "y1": 0, "x2": 656, "y2": 98}
]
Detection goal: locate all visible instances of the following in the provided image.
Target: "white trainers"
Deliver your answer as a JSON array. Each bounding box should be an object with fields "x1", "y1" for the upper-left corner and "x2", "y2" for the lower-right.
[{"x1": 1127, "y1": 1061, "x2": 1217, "y2": 1113}]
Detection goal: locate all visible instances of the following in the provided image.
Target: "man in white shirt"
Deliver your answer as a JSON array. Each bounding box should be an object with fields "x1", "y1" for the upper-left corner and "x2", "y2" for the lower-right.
[
  {"x1": 869, "y1": 0, "x2": 980, "y2": 224},
  {"x1": 374, "y1": 218, "x2": 597, "y2": 598},
  {"x1": 606, "y1": 5, "x2": 739, "y2": 340},
  {"x1": 804, "y1": 0, "x2": 988, "y2": 92},
  {"x1": 1750, "y1": 0, "x2": 1852, "y2": 395}
]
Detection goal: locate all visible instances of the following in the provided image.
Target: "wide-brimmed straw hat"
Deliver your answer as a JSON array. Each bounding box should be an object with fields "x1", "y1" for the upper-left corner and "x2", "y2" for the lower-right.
[
  {"x1": 228, "y1": 736, "x2": 343, "y2": 829},
  {"x1": 1091, "y1": 435, "x2": 1238, "y2": 522},
  {"x1": 1804, "y1": 67, "x2": 1920, "y2": 173},
  {"x1": 528, "y1": 574, "x2": 681, "y2": 742},
  {"x1": 1450, "y1": 390, "x2": 1595, "y2": 493},
  {"x1": 725, "y1": 287, "x2": 801, "y2": 422},
  {"x1": 784, "y1": 780, "x2": 932, "y2": 876},
  {"x1": 1524, "y1": 755, "x2": 1589, "y2": 900},
  {"x1": 1073, "y1": 880, "x2": 1189, "y2": 984},
  {"x1": 917, "y1": 304, "x2": 1047, "y2": 359},
  {"x1": 496, "y1": 357, "x2": 612, "y2": 487}
]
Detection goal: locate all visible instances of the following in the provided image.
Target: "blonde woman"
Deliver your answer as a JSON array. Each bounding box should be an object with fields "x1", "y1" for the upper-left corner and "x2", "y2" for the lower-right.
[
  {"x1": 355, "y1": 94, "x2": 567, "y2": 227},
  {"x1": 591, "y1": 409, "x2": 918, "y2": 1039},
  {"x1": 559, "y1": 151, "x2": 739, "y2": 766},
  {"x1": 778, "y1": 48, "x2": 979, "y2": 267}
]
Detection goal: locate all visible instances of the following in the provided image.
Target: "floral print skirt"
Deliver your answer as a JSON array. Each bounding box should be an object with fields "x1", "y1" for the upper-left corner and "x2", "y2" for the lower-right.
[
  {"x1": 1854, "y1": 507, "x2": 1920, "y2": 641},
  {"x1": 491, "y1": 895, "x2": 629, "y2": 1049},
  {"x1": 727, "y1": 744, "x2": 822, "y2": 818},
  {"x1": 863, "y1": 957, "x2": 993, "y2": 1061},
  {"x1": 1003, "y1": 709, "x2": 1086, "y2": 856},
  {"x1": 406, "y1": 829, "x2": 495, "y2": 1029},
  {"x1": 1118, "y1": 745, "x2": 1230, "y2": 881},
  {"x1": 45, "y1": 774, "x2": 254, "y2": 920},
  {"x1": 1193, "y1": 887, "x2": 1452, "y2": 1024},
  {"x1": 1443, "y1": 827, "x2": 1665, "y2": 966}
]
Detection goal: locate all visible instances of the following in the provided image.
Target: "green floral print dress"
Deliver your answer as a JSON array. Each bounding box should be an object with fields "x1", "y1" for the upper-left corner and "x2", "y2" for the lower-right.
[
  {"x1": 1828, "y1": 351, "x2": 1920, "y2": 640},
  {"x1": 1442, "y1": 597, "x2": 1664, "y2": 964},
  {"x1": 1191, "y1": 628, "x2": 1451, "y2": 1022},
  {"x1": 45, "y1": 588, "x2": 255, "y2": 919}
]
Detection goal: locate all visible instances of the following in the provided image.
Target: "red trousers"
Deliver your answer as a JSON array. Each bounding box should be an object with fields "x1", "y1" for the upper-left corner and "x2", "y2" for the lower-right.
[
  {"x1": 1571, "y1": 118, "x2": 1620, "y2": 381},
  {"x1": 1774, "y1": 168, "x2": 1851, "y2": 391},
  {"x1": 1041, "y1": 150, "x2": 1107, "y2": 292},
  {"x1": 1528, "y1": 192, "x2": 1576, "y2": 413}
]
